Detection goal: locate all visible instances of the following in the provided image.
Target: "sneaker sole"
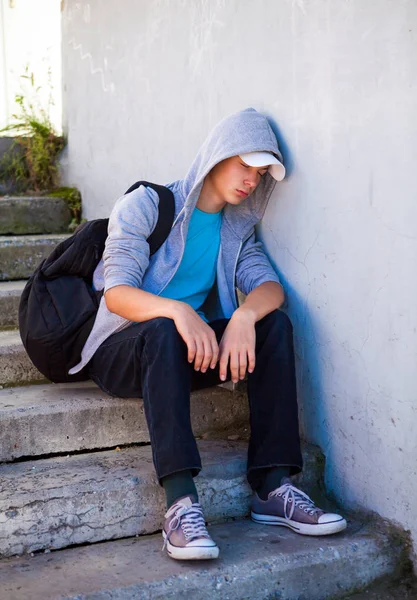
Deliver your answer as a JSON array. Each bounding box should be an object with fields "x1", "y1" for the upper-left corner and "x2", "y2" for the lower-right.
[
  {"x1": 251, "y1": 511, "x2": 347, "y2": 536},
  {"x1": 162, "y1": 531, "x2": 219, "y2": 560}
]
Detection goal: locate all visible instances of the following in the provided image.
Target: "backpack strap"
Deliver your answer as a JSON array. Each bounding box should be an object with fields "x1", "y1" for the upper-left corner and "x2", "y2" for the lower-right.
[
  {"x1": 124, "y1": 180, "x2": 175, "y2": 255},
  {"x1": 41, "y1": 181, "x2": 175, "y2": 281}
]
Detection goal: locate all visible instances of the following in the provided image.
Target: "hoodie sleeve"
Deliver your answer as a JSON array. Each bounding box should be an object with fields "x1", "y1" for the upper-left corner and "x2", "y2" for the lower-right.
[
  {"x1": 103, "y1": 186, "x2": 159, "y2": 292},
  {"x1": 235, "y1": 230, "x2": 283, "y2": 297}
]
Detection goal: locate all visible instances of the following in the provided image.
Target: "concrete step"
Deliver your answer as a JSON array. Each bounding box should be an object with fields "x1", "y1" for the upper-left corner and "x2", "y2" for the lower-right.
[
  {"x1": 0, "y1": 196, "x2": 72, "y2": 235},
  {"x1": 0, "y1": 233, "x2": 69, "y2": 281},
  {"x1": 0, "y1": 280, "x2": 26, "y2": 330},
  {"x1": 0, "y1": 441, "x2": 322, "y2": 557},
  {"x1": 0, "y1": 330, "x2": 45, "y2": 387},
  {"x1": 345, "y1": 576, "x2": 417, "y2": 599},
  {"x1": 0, "y1": 518, "x2": 405, "y2": 600},
  {"x1": 0, "y1": 381, "x2": 250, "y2": 461}
]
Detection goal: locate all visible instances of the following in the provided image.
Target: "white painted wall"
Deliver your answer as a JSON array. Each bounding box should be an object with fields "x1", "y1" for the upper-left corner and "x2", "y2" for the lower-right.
[
  {"x1": 62, "y1": 0, "x2": 417, "y2": 563},
  {"x1": 0, "y1": 0, "x2": 61, "y2": 132}
]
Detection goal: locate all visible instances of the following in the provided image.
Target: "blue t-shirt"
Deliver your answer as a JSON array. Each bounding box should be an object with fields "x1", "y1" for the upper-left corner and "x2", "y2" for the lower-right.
[{"x1": 159, "y1": 207, "x2": 222, "y2": 320}]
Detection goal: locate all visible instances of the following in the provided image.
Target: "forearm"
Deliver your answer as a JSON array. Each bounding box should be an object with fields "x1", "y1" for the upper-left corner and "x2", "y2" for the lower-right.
[
  {"x1": 104, "y1": 285, "x2": 180, "y2": 322},
  {"x1": 233, "y1": 281, "x2": 284, "y2": 324}
]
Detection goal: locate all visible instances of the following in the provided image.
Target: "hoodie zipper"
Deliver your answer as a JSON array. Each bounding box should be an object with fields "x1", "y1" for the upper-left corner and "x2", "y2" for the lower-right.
[
  {"x1": 171, "y1": 205, "x2": 186, "y2": 229},
  {"x1": 232, "y1": 238, "x2": 243, "y2": 307},
  {"x1": 232, "y1": 230, "x2": 253, "y2": 307},
  {"x1": 156, "y1": 207, "x2": 187, "y2": 296}
]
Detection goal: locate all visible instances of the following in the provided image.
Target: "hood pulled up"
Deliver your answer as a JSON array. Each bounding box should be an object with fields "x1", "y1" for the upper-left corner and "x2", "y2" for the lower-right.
[{"x1": 178, "y1": 107, "x2": 284, "y2": 239}]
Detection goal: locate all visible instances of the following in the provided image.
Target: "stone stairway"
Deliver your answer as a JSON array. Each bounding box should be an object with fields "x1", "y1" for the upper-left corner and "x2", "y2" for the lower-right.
[{"x1": 0, "y1": 197, "x2": 411, "y2": 599}]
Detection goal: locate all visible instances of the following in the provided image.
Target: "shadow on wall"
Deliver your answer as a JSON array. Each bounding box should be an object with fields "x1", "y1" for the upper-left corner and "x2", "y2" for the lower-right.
[
  {"x1": 279, "y1": 256, "x2": 346, "y2": 505},
  {"x1": 263, "y1": 111, "x2": 295, "y2": 178},
  {"x1": 259, "y1": 112, "x2": 338, "y2": 493},
  {"x1": 277, "y1": 276, "x2": 328, "y2": 446}
]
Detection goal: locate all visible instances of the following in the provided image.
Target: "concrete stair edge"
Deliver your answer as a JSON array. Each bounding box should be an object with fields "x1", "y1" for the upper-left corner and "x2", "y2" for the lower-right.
[
  {"x1": 0, "y1": 196, "x2": 72, "y2": 235},
  {"x1": 0, "y1": 233, "x2": 70, "y2": 281},
  {"x1": 0, "y1": 381, "x2": 251, "y2": 461},
  {"x1": 0, "y1": 329, "x2": 45, "y2": 386},
  {"x1": 0, "y1": 518, "x2": 406, "y2": 600},
  {"x1": 0, "y1": 281, "x2": 26, "y2": 330},
  {"x1": 0, "y1": 441, "x2": 323, "y2": 558}
]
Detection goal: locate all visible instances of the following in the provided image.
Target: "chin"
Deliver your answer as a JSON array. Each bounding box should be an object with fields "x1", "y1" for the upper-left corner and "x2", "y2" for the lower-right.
[
  {"x1": 228, "y1": 193, "x2": 247, "y2": 205},
  {"x1": 226, "y1": 198, "x2": 244, "y2": 207}
]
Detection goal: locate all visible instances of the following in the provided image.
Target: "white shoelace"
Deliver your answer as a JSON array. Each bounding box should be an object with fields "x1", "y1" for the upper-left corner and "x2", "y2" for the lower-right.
[
  {"x1": 270, "y1": 482, "x2": 322, "y2": 521},
  {"x1": 162, "y1": 502, "x2": 210, "y2": 551}
]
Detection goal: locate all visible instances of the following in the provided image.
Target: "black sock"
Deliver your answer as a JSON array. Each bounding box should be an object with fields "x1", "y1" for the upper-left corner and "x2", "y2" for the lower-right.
[
  {"x1": 257, "y1": 466, "x2": 291, "y2": 501},
  {"x1": 161, "y1": 470, "x2": 198, "y2": 509}
]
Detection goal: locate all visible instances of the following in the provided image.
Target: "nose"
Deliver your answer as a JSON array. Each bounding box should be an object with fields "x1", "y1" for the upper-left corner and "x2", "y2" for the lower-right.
[{"x1": 244, "y1": 173, "x2": 259, "y2": 190}]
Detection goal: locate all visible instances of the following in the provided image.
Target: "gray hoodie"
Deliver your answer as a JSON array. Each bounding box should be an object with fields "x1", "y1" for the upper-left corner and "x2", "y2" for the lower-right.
[{"x1": 69, "y1": 107, "x2": 283, "y2": 374}]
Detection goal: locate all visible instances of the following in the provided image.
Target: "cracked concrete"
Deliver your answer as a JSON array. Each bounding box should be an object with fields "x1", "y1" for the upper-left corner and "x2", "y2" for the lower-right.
[
  {"x1": 261, "y1": 201, "x2": 417, "y2": 568},
  {"x1": 0, "y1": 441, "x2": 323, "y2": 557},
  {"x1": 0, "y1": 381, "x2": 249, "y2": 461},
  {"x1": 0, "y1": 281, "x2": 26, "y2": 330},
  {"x1": 0, "y1": 519, "x2": 405, "y2": 600},
  {"x1": 0, "y1": 234, "x2": 69, "y2": 281},
  {"x1": 0, "y1": 442, "x2": 250, "y2": 556},
  {"x1": 0, "y1": 330, "x2": 45, "y2": 386},
  {"x1": 0, "y1": 196, "x2": 72, "y2": 235}
]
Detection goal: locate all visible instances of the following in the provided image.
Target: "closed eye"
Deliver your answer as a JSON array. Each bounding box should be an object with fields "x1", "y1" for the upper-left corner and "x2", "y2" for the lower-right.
[{"x1": 241, "y1": 163, "x2": 268, "y2": 176}]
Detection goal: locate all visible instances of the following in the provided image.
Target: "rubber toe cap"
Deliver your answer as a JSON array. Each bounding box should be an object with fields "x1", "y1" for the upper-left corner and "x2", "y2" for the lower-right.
[
  {"x1": 186, "y1": 538, "x2": 217, "y2": 547},
  {"x1": 318, "y1": 513, "x2": 345, "y2": 524}
]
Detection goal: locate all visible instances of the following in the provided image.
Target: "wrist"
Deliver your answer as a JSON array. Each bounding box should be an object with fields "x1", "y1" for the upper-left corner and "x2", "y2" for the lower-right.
[
  {"x1": 167, "y1": 299, "x2": 188, "y2": 320},
  {"x1": 232, "y1": 305, "x2": 257, "y2": 325}
]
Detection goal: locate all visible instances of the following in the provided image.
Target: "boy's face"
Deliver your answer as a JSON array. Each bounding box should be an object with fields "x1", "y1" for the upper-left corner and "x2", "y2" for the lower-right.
[{"x1": 206, "y1": 156, "x2": 269, "y2": 207}]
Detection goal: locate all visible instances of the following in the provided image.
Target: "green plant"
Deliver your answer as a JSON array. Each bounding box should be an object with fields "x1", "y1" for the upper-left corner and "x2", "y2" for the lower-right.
[
  {"x1": 0, "y1": 67, "x2": 65, "y2": 193},
  {"x1": 47, "y1": 187, "x2": 84, "y2": 231}
]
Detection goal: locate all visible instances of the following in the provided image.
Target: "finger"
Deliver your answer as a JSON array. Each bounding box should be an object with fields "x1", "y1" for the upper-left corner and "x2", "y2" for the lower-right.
[
  {"x1": 229, "y1": 349, "x2": 239, "y2": 383},
  {"x1": 194, "y1": 338, "x2": 205, "y2": 371},
  {"x1": 187, "y1": 338, "x2": 197, "y2": 364},
  {"x1": 200, "y1": 336, "x2": 213, "y2": 373},
  {"x1": 219, "y1": 350, "x2": 229, "y2": 381},
  {"x1": 210, "y1": 341, "x2": 219, "y2": 369},
  {"x1": 239, "y1": 350, "x2": 247, "y2": 380},
  {"x1": 247, "y1": 347, "x2": 256, "y2": 374},
  {"x1": 210, "y1": 335, "x2": 219, "y2": 369}
]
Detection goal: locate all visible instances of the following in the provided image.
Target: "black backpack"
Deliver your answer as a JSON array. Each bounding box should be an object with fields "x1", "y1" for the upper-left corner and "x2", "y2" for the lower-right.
[{"x1": 18, "y1": 181, "x2": 175, "y2": 383}]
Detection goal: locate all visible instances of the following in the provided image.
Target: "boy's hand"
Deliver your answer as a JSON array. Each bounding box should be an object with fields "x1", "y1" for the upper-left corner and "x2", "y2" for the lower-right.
[
  {"x1": 218, "y1": 309, "x2": 256, "y2": 383},
  {"x1": 171, "y1": 302, "x2": 219, "y2": 372}
]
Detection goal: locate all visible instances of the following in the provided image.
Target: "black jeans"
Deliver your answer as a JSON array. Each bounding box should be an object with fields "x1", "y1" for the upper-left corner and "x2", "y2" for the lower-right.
[{"x1": 88, "y1": 309, "x2": 303, "y2": 490}]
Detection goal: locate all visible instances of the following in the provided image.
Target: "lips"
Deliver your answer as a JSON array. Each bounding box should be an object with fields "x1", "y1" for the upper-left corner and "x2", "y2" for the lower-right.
[{"x1": 236, "y1": 189, "x2": 249, "y2": 197}]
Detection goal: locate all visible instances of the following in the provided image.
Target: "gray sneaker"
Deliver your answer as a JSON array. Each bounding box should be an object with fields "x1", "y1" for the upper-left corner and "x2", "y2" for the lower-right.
[
  {"x1": 162, "y1": 495, "x2": 219, "y2": 560},
  {"x1": 251, "y1": 478, "x2": 347, "y2": 536}
]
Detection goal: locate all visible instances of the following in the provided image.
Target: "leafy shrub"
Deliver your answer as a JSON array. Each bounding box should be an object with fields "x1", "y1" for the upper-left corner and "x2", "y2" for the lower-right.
[{"x1": 0, "y1": 67, "x2": 65, "y2": 193}]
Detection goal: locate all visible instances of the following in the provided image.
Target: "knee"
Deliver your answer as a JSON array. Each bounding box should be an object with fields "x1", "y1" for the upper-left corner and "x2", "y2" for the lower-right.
[
  {"x1": 145, "y1": 317, "x2": 183, "y2": 346},
  {"x1": 133, "y1": 317, "x2": 184, "y2": 359},
  {"x1": 153, "y1": 316, "x2": 178, "y2": 333},
  {"x1": 258, "y1": 310, "x2": 293, "y2": 339}
]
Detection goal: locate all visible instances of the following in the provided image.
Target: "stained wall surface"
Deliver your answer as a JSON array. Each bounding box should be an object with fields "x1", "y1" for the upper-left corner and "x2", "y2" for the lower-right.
[{"x1": 61, "y1": 0, "x2": 417, "y2": 562}]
